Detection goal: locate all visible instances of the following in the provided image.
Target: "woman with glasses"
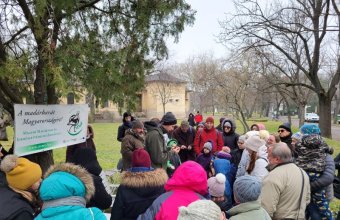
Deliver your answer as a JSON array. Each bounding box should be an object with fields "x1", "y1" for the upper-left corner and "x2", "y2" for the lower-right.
[{"x1": 277, "y1": 123, "x2": 294, "y2": 154}]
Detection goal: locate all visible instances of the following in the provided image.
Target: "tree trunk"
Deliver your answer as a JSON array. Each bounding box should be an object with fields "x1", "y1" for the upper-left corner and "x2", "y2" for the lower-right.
[
  {"x1": 318, "y1": 95, "x2": 332, "y2": 138},
  {"x1": 298, "y1": 104, "x2": 306, "y2": 127},
  {"x1": 333, "y1": 93, "x2": 340, "y2": 124},
  {"x1": 163, "y1": 103, "x2": 165, "y2": 115}
]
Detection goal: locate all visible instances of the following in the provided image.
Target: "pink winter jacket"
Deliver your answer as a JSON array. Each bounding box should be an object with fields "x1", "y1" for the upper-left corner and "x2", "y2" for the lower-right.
[{"x1": 137, "y1": 161, "x2": 208, "y2": 220}]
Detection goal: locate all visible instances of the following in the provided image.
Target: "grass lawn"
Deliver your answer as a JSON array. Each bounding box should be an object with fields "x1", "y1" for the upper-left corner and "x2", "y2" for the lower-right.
[{"x1": 2, "y1": 119, "x2": 340, "y2": 213}]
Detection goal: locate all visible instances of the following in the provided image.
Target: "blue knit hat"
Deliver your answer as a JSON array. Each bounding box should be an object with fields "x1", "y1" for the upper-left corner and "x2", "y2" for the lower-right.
[
  {"x1": 300, "y1": 124, "x2": 321, "y2": 135},
  {"x1": 292, "y1": 132, "x2": 302, "y2": 140},
  {"x1": 234, "y1": 175, "x2": 261, "y2": 203}
]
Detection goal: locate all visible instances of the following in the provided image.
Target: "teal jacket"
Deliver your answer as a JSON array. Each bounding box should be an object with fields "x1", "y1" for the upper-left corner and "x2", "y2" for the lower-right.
[{"x1": 35, "y1": 163, "x2": 106, "y2": 220}]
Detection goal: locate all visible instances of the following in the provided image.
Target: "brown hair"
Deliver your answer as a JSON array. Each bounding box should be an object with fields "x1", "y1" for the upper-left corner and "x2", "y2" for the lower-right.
[{"x1": 246, "y1": 151, "x2": 258, "y2": 174}]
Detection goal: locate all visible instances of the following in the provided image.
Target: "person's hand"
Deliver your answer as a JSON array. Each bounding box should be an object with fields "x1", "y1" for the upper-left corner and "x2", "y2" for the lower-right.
[
  {"x1": 222, "y1": 146, "x2": 230, "y2": 153},
  {"x1": 187, "y1": 145, "x2": 192, "y2": 150},
  {"x1": 180, "y1": 145, "x2": 187, "y2": 150}
]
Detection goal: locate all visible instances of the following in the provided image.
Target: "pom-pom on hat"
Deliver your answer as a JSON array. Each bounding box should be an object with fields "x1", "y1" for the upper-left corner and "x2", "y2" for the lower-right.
[
  {"x1": 205, "y1": 116, "x2": 214, "y2": 124},
  {"x1": 131, "y1": 148, "x2": 151, "y2": 168},
  {"x1": 278, "y1": 122, "x2": 292, "y2": 133},
  {"x1": 161, "y1": 112, "x2": 177, "y2": 125},
  {"x1": 244, "y1": 135, "x2": 266, "y2": 152},
  {"x1": 208, "y1": 173, "x2": 226, "y2": 197},
  {"x1": 300, "y1": 124, "x2": 321, "y2": 135},
  {"x1": 203, "y1": 141, "x2": 212, "y2": 152},
  {"x1": 132, "y1": 120, "x2": 144, "y2": 129},
  {"x1": 178, "y1": 200, "x2": 222, "y2": 220},
  {"x1": 0, "y1": 155, "x2": 42, "y2": 190},
  {"x1": 234, "y1": 175, "x2": 261, "y2": 203}
]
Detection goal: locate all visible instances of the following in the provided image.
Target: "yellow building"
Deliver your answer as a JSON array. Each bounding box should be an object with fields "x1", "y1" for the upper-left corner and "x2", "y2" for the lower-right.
[{"x1": 58, "y1": 72, "x2": 190, "y2": 121}]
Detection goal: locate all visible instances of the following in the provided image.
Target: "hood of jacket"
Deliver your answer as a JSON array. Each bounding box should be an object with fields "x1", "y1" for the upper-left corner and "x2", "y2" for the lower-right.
[
  {"x1": 222, "y1": 119, "x2": 236, "y2": 135},
  {"x1": 144, "y1": 121, "x2": 159, "y2": 132},
  {"x1": 165, "y1": 161, "x2": 207, "y2": 195},
  {"x1": 121, "y1": 168, "x2": 168, "y2": 197},
  {"x1": 40, "y1": 163, "x2": 95, "y2": 202},
  {"x1": 257, "y1": 145, "x2": 268, "y2": 159}
]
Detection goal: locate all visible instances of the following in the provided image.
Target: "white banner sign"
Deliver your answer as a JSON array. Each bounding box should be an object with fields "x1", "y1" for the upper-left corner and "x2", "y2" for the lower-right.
[{"x1": 14, "y1": 104, "x2": 89, "y2": 156}]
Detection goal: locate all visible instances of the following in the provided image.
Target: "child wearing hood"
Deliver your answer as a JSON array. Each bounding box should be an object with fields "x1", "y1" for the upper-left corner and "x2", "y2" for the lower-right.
[
  {"x1": 196, "y1": 141, "x2": 214, "y2": 178},
  {"x1": 166, "y1": 139, "x2": 181, "y2": 177},
  {"x1": 295, "y1": 124, "x2": 333, "y2": 219}
]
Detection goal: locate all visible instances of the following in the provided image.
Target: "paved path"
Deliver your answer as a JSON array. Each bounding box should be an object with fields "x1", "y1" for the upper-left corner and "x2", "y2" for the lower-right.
[{"x1": 280, "y1": 117, "x2": 340, "y2": 141}]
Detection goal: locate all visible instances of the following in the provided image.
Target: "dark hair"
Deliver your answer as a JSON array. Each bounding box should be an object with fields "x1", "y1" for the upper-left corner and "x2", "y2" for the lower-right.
[{"x1": 122, "y1": 112, "x2": 132, "y2": 122}]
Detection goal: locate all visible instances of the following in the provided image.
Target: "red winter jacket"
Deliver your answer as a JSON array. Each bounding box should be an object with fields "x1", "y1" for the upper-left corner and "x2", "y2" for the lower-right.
[
  {"x1": 194, "y1": 114, "x2": 203, "y2": 123},
  {"x1": 194, "y1": 127, "x2": 223, "y2": 155}
]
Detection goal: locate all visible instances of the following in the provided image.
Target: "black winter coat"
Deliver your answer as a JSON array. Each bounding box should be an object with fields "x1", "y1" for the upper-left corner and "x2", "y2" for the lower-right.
[
  {"x1": 111, "y1": 168, "x2": 168, "y2": 220},
  {"x1": 117, "y1": 122, "x2": 132, "y2": 142},
  {"x1": 221, "y1": 119, "x2": 239, "y2": 151},
  {"x1": 0, "y1": 186, "x2": 35, "y2": 220}
]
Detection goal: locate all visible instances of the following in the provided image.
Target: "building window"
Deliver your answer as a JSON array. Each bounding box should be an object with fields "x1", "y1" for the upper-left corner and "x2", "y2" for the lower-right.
[
  {"x1": 104, "y1": 100, "x2": 109, "y2": 108},
  {"x1": 67, "y1": 93, "x2": 74, "y2": 104},
  {"x1": 169, "y1": 98, "x2": 173, "y2": 102},
  {"x1": 175, "y1": 99, "x2": 179, "y2": 102}
]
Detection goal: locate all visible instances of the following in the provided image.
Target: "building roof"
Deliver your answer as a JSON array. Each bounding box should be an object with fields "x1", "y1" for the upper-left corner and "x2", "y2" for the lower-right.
[{"x1": 145, "y1": 72, "x2": 186, "y2": 83}]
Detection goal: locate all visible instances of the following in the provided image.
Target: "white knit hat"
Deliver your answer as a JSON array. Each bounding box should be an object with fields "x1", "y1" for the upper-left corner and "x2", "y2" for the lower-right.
[
  {"x1": 178, "y1": 200, "x2": 222, "y2": 220},
  {"x1": 208, "y1": 173, "x2": 226, "y2": 197},
  {"x1": 244, "y1": 135, "x2": 266, "y2": 152}
]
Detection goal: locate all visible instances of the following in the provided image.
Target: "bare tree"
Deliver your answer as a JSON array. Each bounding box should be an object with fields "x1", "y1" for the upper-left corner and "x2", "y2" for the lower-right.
[{"x1": 220, "y1": 0, "x2": 340, "y2": 137}]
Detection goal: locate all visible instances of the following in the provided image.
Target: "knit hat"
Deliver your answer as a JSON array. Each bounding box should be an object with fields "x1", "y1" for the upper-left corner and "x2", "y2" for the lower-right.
[
  {"x1": 223, "y1": 121, "x2": 232, "y2": 128},
  {"x1": 244, "y1": 135, "x2": 265, "y2": 152},
  {"x1": 131, "y1": 148, "x2": 151, "y2": 168},
  {"x1": 300, "y1": 124, "x2": 321, "y2": 135},
  {"x1": 178, "y1": 200, "x2": 222, "y2": 220},
  {"x1": 181, "y1": 120, "x2": 189, "y2": 127},
  {"x1": 238, "y1": 135, "x2": 246, "y2": 143},
  {"x1": 234, "y1": 175, "x2": 261, "y2": 203},
  {"x1": 203, "y1": 141, "x2": 212, "y2": 152},
  {"x1": 71, "y1": 147, "x2": 102, "y2": 175},
  {"x1": 161, "y1": 112, "x2": 177, "y2": 125},
  {"x1": 216, "y1": 151, "x2": 232, "y2": 160},
  {"x1": 279, "y1": 122, "x2": 292, "y2": 133},
  {"x1": 0, "y1": 155, "x2": 42, "y2": 190},
  {"x1": 132, "y1": 120, "x2": 144, "y2": 129},
  {"x1": 245, "y1": 130, "x2": 259, "y2": 139},
  {"x1": 259, "y1": 130, "x2": 270, "y2": 141},
  {"x1": 167, "y1": 138, "x2": 178, "y2": 148},
  {"x1": 292, "y1": 132, "x2": 302, "y2": 140},
  {"x1": 208, "y1": 173, "x2": 226, "y2": 197},
  {"x1": 205, "y1": 116, "x2": 214, "y2": 124},
  {"x1": 197, "y1": 122, "x2": 205, "y2": 127}
]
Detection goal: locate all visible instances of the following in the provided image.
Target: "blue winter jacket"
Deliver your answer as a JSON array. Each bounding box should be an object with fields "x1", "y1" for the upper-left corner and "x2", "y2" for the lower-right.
[{"x1": 35, "y1": 164, "x2": 106, "y2": 220}]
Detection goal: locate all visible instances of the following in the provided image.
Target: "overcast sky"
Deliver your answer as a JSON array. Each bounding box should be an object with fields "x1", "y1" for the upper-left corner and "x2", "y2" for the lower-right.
[{"x1": 166, "y1": 0, "x2": 235, "y2": 63}]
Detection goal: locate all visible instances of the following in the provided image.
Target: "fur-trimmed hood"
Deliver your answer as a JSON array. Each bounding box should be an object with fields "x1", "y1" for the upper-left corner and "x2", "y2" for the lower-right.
[
  {"x1": 41, "y1": 163, "x2": 95, "y2": 202},
  {"x1": 121, "y1": 168, "x2": 168, "y2": 188}
]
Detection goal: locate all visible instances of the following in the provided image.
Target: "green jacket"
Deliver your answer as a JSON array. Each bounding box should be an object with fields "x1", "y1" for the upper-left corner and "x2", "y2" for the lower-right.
[
  {"x1": 145, "y1": 126, "x2": 169, "y2": 169},
  {"x1": 227, "y1": 201, "x2": 271, "y2": 220}
]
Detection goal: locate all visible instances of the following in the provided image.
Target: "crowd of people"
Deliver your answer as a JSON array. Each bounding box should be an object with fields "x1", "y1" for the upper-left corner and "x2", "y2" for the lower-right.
[{"x1": 0, "y1": 110, "x2": 338, "y2": 219}]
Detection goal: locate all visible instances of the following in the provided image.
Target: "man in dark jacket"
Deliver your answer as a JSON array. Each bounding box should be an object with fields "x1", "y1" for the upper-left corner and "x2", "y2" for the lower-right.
[
  {"x1": 145, "y1": 112, "x2": 178, "y2": 169},
  {"x1": 121, "y1": 120, "x2": 145, "y2": 171},
  {"x1": 172, "y1": 121, "x2": 196, "y2": 162},
  {"x1": 111, "y1": 149, "x2": 168, "y2": 220},
  {"x1": 278, "y1": 122, "x2": 294, "y2": 155}
]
